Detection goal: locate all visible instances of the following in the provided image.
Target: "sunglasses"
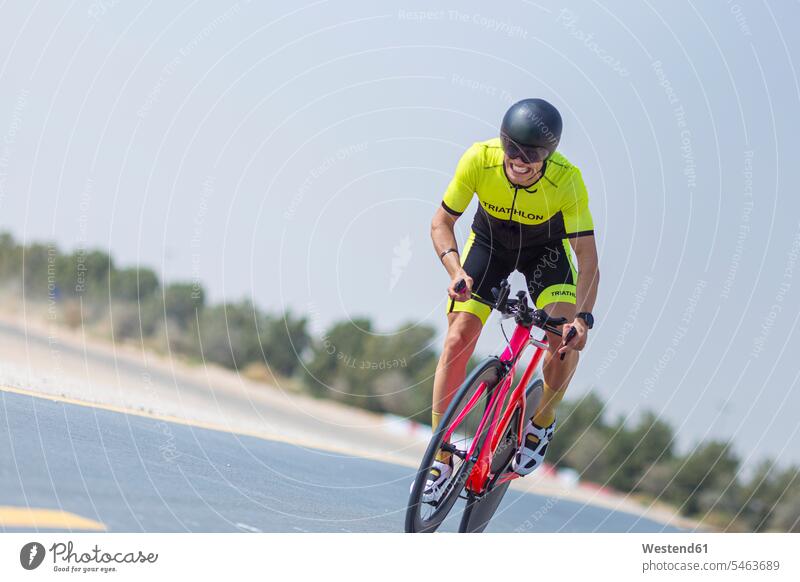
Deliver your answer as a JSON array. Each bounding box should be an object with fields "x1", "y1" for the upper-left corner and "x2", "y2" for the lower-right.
[{"x1": 500, "y1": 135, "x2": 550, "y2": 163}]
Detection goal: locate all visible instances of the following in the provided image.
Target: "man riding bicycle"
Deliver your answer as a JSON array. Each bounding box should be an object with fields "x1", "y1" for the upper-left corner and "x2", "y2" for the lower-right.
[{"x1": 423, "y1": 98, "x2": 600, "y2": 502}]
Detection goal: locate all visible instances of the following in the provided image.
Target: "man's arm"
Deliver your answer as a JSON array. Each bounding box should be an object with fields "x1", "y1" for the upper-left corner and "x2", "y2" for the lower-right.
[
  {"x1": 557, "y1": 234, "x2": 599, "y2": 354},
  {"x1": 434, "y1": 143, "x2": 481, "y2": 299},
  {"x1": 571, "y1": 234, "x2": 599, "y2": 314},
  {"x1": 431, "y1": 207, "x2": 472, "y2": 299}
]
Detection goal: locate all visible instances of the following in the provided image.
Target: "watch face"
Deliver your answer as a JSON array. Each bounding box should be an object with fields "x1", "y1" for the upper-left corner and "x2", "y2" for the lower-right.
[{"x1": 578, "y1": 312, "x2": 594, "y2": 328}]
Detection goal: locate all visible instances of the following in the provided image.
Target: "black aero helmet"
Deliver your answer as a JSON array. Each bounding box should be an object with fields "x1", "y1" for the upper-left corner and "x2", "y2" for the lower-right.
[{"x1": 500, "y1": 98, "x2": 563, "y2": 162}]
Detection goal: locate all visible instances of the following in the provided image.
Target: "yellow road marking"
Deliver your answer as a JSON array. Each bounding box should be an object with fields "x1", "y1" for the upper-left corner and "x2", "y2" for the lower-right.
[
  {"x1": 0, "y1": 384, "x2": 418, "y2": 468},
  {"x1": 0, "y1": 506, "x2": 105, "y2": 530}
]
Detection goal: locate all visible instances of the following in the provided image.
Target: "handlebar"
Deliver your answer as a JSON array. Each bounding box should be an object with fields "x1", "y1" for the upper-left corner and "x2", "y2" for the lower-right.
[
  {"x1": 454, "y1": 278, "x2": 579, "y2": 360},
  {"x1": 453, "y1": 278, "x2": 567, "y2": 336}
]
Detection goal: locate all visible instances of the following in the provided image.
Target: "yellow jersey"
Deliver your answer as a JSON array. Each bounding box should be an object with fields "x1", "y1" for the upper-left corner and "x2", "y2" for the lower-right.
[{"x1": 442, "y1": 138, "x2": 594, "y2": 249}]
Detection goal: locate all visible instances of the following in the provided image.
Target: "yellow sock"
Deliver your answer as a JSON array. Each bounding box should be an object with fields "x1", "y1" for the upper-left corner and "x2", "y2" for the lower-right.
[
  {"x1": 432, "y1": 411, "x2": 452, "y2": 463},
  {"x1": 533, "y1": 383, "x2": 564, "y2": 428},
  {"x1": 431, "y1": 411, "x2": 443, "y2": 431}
]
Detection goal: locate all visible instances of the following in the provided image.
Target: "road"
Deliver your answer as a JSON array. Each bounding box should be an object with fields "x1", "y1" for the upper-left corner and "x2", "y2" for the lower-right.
[{"x1": 0, "y1": 388, "x2": 681, "y2": 533}]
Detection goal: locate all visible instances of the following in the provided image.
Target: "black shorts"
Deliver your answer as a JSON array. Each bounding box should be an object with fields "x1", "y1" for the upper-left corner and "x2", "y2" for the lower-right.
[{"x1": 446, "y1": 230, "x2": 577, "y2": 324}]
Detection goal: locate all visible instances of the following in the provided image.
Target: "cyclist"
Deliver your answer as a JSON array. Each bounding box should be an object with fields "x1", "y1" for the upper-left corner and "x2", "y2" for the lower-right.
[{"x1": 422, "y1": 98, "x2": 600, "y2": 502}]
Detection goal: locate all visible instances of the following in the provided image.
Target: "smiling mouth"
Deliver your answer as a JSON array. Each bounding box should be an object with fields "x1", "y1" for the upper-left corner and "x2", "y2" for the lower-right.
[{"x1": 509, "y1": 161, "x2": 531, "y2": 174}]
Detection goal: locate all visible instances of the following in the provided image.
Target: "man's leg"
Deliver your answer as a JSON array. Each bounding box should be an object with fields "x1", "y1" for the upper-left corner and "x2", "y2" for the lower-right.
[
  {"x1": 434, "y1": 231, "x2": 505, "y2": 439},
  {"x1": 431, "y1": 311, "x2": 483, "y2": 433},
  {"x1": 514, "y1": 238, "x2": 579, "y2": 475},
  {"x1": 416, "y1": 311, "x2": 483, "y2": 502}
]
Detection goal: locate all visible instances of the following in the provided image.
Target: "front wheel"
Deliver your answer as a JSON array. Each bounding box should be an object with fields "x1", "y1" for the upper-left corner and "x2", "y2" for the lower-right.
[{"x1": 405, "y1": 357, "x2": 506, "y2": 533}]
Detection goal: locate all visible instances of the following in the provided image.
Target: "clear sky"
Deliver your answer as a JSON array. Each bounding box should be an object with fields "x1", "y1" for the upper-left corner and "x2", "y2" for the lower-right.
[{"x1": 0, "y1": 0, "x2": 798, "y2": 467}]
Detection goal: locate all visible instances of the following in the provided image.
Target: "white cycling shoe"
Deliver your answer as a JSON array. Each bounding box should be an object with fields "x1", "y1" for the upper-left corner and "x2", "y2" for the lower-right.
[
  {"x1": 512, "y1": 419, "x2": 556, "y2": 476},
  {"x1": 411, "y1": 457, "x2": 453, "y2": 504}
]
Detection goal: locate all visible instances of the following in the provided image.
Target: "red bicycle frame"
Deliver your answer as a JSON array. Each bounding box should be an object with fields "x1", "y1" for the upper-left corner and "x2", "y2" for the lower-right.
[{"x1": 443, "y1": 319, "x2": 550, "y2": 496}]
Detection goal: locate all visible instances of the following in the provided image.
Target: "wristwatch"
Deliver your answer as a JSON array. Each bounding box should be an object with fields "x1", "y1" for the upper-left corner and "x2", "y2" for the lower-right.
[{"x1": 576, "y1": 312, "x2": 594, "y2": 329}]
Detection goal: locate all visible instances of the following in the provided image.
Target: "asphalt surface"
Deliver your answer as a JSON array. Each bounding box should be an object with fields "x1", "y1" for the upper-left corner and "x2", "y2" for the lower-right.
[{"x1": 0, "y1": 390, "x2": 682, "y2": 533}]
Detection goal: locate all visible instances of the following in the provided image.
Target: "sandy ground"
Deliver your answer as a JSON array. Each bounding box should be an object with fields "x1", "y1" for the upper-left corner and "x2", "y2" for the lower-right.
[{"x1": 0, "y1": 307, "x2": 702, "y2": 530}]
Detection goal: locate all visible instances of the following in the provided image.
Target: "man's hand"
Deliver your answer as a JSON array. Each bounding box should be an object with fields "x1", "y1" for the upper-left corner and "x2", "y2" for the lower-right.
[
  {"x1": 448, "y1": 270, "x2": 473, "y2": 300},
  {"x1": 557, "y1": 318, "x2": 589, "y2": 356}
]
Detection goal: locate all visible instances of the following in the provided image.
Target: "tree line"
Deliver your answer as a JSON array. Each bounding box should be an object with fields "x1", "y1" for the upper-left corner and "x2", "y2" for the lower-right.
[{"x1": 0, "y1": 231, "x2": 796, "y2": 532}]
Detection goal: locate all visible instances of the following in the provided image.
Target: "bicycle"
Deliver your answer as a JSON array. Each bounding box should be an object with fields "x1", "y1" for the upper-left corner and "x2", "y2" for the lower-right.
[{"x1": 405, "y1": 279, "x2": 575, "y2": 533}]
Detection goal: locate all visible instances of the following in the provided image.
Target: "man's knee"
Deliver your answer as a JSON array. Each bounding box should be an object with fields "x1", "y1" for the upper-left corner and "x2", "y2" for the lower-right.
[
  {"x1": 443, "y1": 313, "x2": 482, "y2": 361},
  {"x1": 541, "y1": 301, "x2": 576, "y2": 353}
]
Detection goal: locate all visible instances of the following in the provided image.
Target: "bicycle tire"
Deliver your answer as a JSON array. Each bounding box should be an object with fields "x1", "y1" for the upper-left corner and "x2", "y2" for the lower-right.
[
  {"x1": 405, "y1": 357, "x2": 506, "y2": 533},
  {"x1": 459, "y1": 485, "x2": 510, "y2": 533}
]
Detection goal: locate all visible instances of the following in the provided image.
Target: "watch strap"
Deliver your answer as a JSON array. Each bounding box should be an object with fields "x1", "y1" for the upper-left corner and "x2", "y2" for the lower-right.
[{"x1": 576, "y1": 312, "x2": 594, "y2": 329}]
